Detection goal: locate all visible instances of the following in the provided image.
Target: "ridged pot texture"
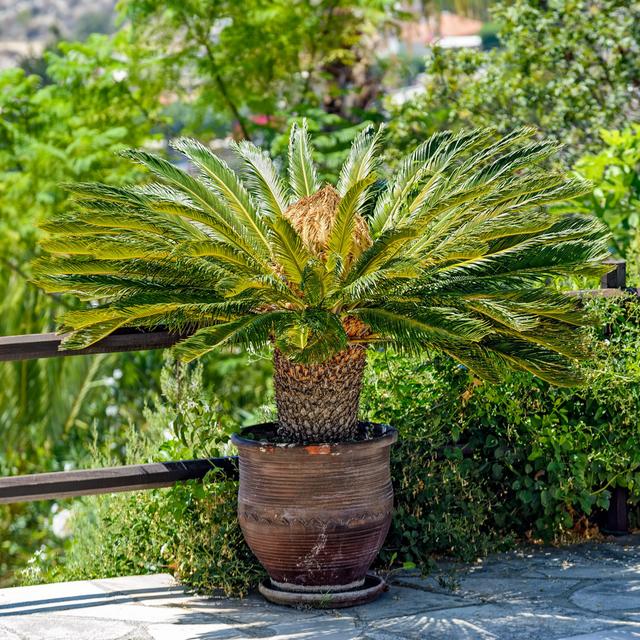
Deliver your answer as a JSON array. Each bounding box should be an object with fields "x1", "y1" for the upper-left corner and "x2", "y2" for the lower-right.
[{"x1": 231, "y1": 423, "x2": 397, "y2": 592}]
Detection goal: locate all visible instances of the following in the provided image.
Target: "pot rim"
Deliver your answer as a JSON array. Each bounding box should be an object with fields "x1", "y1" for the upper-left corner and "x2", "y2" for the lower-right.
[{"x1": 231, "y1": 421, "x2": 397, "y2": 451}]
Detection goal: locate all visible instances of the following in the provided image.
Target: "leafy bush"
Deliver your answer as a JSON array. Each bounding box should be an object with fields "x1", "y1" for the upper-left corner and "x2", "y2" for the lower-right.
[
  {"x1": 21, "y1": 357, "x2": 264, "y2": 597},
  {"x1": 362, "y1": 297, "x2": 640, "y2": 565},
  {"x1": 558, "y1": 127, "x2": 640, "y2": 278},
  {"x1": 387, "y1": 0, "x2": 640, "y2": 163}
]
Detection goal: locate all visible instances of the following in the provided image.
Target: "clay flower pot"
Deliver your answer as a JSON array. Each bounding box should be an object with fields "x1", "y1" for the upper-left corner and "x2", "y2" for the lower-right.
[{"x1": 231, "y1": 422, "x2": 397, "y2": 606}]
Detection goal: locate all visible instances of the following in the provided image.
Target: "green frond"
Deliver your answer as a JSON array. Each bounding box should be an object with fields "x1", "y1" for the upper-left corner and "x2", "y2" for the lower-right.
[
  {"x1": 39, "y1": 215, "x2": 114, "y2": 237},
  {"x1": 66, "y1": 183, "x2": 222, "y2": 241},
  {"x1": 32, "y1": 256, "x2": 123, "y2": 276},
  {"x1": 173, "y1": 312, "x2": 288, "y2": 363},
  {"x1": 460, "y1": 140, "x2": 559, "y2": 191},
  {"x1": 275, "y1": 310, "x2": 348, "y2": 363},
  {"x1": 269, "y1": 216, "x2": 314, "y2": 286},
  {"x1": 326, "y1": 175, "x2": 376, "y2": 271},
  {"x1": 402, "y1": 129, "x2": 498, "y2": 222},
  {"x1": 288, "y1": 119, "x2": 320, "y2": 199},
  {"x1": 439, "y1": 343, "x2": 506, "y2": 382},
  {"x1": 120, "y1": 150, "x2": 271, "y2": 265},
  {"x1": 59, "y1": 319, "x2": 130, "y2": 350},
  {"x1": 369, "y1": 130, "x2": 454, "y2": 236},
  {"x1": 340, "y1": 259, "x2": 420, "y2": 303},
  {"x1": 300, "y1": 260, "x2": 331, "y2": 306},
  {"x1": 344, "y1": 228, "x2": 419, "y2": 288},
  {"x1": 336, "y1": 124, "x2": 384, "y2": 196},
  {"x1": 439, "y1": 332, "x2": 583, "y2": 387},
  {"x1": 171, "y1": 137, "x2": 272, "y2": 254},
  {"x1": 62, "y1": 181, "x2": 147, "y2": 203},
  {"x1": 496, "y1": 322, "x2": 587, "y2": 360},
  {"x1": 59, "y1": 303, "x2": 181, "y2": 332},
  {"x1": 40, "y1": 233, "x2": 174, "y2": 260},
  {"x1": 350, "y1": 307, "x2": 491, "y2": 347},
  {"x1": 182, "y1": 240, "x2": 265, "y2": 276},
  {"x1": 463, "y1": 298, "x2": 541, "y2": 332},
  {"x1": 480, "y1": 335, "x2": 584, "y2": 386},
  {"x1": 233, "y1": 140, "x2": 291, "y2": 217},
  {"x1": 495, "y1": 290, "x2": 587, "y2": 326},
  {"x1": 221, "y1": 274, "x2": 305, "y2": 308}
]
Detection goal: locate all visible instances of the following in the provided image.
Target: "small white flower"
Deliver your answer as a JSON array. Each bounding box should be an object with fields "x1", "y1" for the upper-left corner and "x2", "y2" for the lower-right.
[
  {"x1": 51, "y1": 510, "x2": 72, "y2": 538},
  {"x1": 113, "y1": 368, "x2": 123, "y2": 380},
  {"x1": 105, "y1": 405, "x2": 119, "y2": 417},
  {"x1": 112, "y1": 69, "x2": 128, "y2": 82}
]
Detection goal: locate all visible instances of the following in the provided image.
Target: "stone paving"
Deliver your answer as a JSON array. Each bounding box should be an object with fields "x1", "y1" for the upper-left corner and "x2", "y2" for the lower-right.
[{"x1": 0, "y1": 535, "x2": 638, "y2": 639}]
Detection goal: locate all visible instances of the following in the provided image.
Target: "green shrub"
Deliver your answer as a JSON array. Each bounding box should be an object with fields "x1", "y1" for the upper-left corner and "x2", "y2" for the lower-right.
[
  {"x1": 387, "y1": 0, "x2": 640, "y2": 163},
  {"x1": 557, "y1": 127, "x2": 640, "y2": 278},
  {"x1": 362, "y1": 353, "x2": 515, "y2": 565},
  {"x1": 363, "y1": 296, "x2": 640, "y2": 567},
  {"x1": 20, "y1": 357, "x2": 264, "y2": 597}
]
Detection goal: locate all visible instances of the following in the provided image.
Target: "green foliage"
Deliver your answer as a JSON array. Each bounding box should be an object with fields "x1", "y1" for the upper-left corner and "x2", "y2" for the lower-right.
[
  {"x1": 21, "y1": 357, "x2": 264, "y2": 596},
  {"x1": 0, "y1": 34, "x2": 171, "y2": 582},
  {"x1": 0, "y1": 32, "x2": 167, "y2": 438},
  {"x1": 36, "y1": 125, "x2": 609, "y2": 389},
  {"x1": 387, "y1": 0, "x2": 640, "y2": 163},
  {"x1": 117, "y1": 0, "x2": 399, "y2": 137},
  {"x1": 559, "y1": 127, "x2": 640, "y2": 278},
  {"x1": 362, "y1": 297, "x2": 640, "y2": 564},
  {"x1": 363, "y1": 353, "x2": 507, "y2": 562}
]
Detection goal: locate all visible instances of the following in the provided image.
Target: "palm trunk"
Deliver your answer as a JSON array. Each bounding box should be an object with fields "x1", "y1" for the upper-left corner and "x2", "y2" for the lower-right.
[{"x1": 274, "y1": 346, "x2": 367, "y2": 443}]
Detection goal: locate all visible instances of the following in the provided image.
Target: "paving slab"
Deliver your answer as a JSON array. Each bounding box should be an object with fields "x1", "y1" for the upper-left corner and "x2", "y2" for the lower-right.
[
  {"x1": 367, "y1": 603, "x2": 634, "y2": 640},
  {"x1": 556, "y1": 627, "x2": 640, "y2": 640},
  {"x1": 0, "y1": 535, "x2": 638, "y2": 640},
  {"x1": 570, "y1": 580, "x2": 640, "y2": 617}
]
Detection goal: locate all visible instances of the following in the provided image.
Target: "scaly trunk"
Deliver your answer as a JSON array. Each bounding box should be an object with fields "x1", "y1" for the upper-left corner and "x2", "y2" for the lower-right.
[{"x1": 274, "y1": 346, "x2": 367, "y2": 443}]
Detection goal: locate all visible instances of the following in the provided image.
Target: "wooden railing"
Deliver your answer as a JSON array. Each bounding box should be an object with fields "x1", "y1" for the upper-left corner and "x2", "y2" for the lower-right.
[{"x1": 0, "y1": 258, "x2": 636, "y2": 534}]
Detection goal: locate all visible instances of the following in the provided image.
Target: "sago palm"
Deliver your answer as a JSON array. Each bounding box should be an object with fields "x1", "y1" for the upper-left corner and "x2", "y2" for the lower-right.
[{"x1": 33, "y1": 122, "x2": 610, "y2": 442}]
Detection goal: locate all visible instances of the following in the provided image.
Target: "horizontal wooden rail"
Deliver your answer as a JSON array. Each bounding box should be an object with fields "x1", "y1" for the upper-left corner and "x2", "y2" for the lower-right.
[
  {"x1": 0, "y1": 457, "x2": 237, "y2": 504},
  {"x1": 1, "y1": 296, "x2": 638, "y2": 365},
  {"x1": 0, "y1": 327, "x2": 189, "y2": 363},
  {"x1": 567, "y1": 287, "x2": 639, "y2": 298}
]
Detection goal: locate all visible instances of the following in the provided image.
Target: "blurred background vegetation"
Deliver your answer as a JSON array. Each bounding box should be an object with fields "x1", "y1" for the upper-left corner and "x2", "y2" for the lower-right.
[{"x1": 1, "y1": 0, "x2": 639, "y2": 589}]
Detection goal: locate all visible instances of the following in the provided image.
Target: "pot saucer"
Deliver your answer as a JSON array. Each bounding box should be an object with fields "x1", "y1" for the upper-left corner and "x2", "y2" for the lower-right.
[{"x1": 258, "y1": 573, "x2": 386, "y2": 608}]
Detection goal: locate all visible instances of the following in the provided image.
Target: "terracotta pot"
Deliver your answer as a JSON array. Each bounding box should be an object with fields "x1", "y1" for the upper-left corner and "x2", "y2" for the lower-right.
[{"x1": 231, "y1": 423, "x2": 397, "y2": 592}]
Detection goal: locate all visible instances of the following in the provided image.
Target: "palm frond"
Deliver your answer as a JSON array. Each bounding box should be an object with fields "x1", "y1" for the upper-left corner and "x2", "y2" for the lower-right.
[
  {"x1": 173, "y1": 312, "x2": 289, "y2": 363},
  {"x1": 40, "y1": 233, "x2": 174, "y2": 260},
  {"x1": 269, "y1": 216, "x2": 315, "y2": 286},
  {"x1": 171, "y1": 137, "x2": 271, "y2": 254},
  {"x1": 336, "y1": 124, "x2": 384, "y2": 196},
  {"x1": 369, "y1": 129, "x2": 454, "y2": 236},
  {"x1": 326, "y1": 175, "x2": 376, "y2": 271},
  {"x1": 233, "y1": 140, "x2": 291, "y2": 217},
  {"x1": 288, "y1": 119, "x2": 320, "y2": 199},
  {"x1": 120, "y1": 151, "x2": 271, "y2": 265}
]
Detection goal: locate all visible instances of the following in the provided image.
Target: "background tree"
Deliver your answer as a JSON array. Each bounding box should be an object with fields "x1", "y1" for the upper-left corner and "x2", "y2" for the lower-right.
[
  {"x1": 118, "y1": 0, "x2": 401, "y2": 139},
  {"x1": 387, "y1": 0, "x2": 640, "y2": 163}
]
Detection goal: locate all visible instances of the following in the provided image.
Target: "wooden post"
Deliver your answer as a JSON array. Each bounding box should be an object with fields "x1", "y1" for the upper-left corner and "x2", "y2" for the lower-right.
[
  {"x1": 600, "y1": 258, "x2": 627, "y2": 289},
  {"x1": 601, "y1": 258, "x2": 629, "y2": 535}
]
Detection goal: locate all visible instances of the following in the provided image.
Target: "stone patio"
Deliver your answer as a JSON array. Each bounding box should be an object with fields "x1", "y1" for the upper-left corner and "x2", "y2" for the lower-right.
[{"x1": 0, "y1": 535, "x2": 638, "y2": 639}]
